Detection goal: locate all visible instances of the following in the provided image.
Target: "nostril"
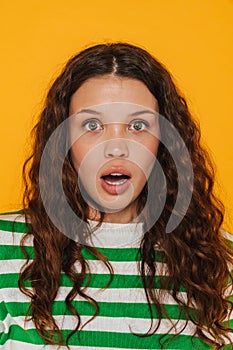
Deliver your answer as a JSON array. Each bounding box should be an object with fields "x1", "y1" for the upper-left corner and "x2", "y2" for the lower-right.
[
  {"x1": 104, "y1": 139, "x2": 129, "y2": 158},
  {"x1": 106, "y1": 151, "x2": 126, "y2": 158}
]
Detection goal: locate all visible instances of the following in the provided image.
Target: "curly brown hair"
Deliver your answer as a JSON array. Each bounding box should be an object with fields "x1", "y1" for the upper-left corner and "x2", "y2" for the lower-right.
[{"x1": 19, "y1": 43, "x2": 233, "y2": 349}]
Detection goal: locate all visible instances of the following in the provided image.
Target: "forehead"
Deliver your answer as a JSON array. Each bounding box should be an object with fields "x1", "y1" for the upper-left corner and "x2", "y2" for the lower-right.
[{"x1": 69, "y1": 75, "x2": 158, "y2": 115}]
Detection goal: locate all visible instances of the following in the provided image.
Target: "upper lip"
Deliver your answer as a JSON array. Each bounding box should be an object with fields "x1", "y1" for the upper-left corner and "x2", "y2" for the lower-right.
[{"x1": 100, "y1": 166, "x2": 132, "y2": 178}]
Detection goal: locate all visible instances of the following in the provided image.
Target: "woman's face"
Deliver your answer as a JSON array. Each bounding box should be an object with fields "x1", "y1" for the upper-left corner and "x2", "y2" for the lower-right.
[{"x1": 69, "y1": 75, "x2": 159, "y2": 223}]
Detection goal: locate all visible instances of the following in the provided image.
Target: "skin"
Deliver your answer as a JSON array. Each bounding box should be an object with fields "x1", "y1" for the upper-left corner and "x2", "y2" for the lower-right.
[{"x1": 69, "y1": 75, "x2": 159, "y2": 223}]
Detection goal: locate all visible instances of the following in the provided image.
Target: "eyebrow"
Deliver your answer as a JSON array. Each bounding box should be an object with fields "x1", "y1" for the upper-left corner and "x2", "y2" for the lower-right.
[
  {"x1": 76, "y1": 108, "x2": 156, "y2": 116},
  {"x1": 76, "y1": 109, "x2": 101, "y2": 115},
  {"x1": 129, "y1": 109, "x2": 157, "y2": 117}
]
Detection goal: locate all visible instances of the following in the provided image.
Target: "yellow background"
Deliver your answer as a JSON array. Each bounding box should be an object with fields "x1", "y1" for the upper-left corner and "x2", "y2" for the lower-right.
[{"x1": 0, "y1": 0, "x2": 232, "y2": 230}]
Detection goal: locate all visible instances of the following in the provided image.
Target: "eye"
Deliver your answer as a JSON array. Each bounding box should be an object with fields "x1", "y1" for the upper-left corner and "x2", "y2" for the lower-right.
[
  {"x1": 82, "y1": 119, "x2": 103, "y2": 131},
  {"x1": 129, "y1": 120, "x2": 149, "y2": 131}
]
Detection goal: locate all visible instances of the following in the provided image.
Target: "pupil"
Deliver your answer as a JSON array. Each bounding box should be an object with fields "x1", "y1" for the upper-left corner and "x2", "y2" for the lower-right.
[
  {"x1": 90, "y1": 122, "x2": 97, "y2": 130},
  {"x1": 134, "y1": 122, "x2": 142, "y2": 130}
]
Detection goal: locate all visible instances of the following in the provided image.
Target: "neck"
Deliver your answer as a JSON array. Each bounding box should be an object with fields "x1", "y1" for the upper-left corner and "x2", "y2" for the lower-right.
[{"x1": 87, "y1": 204, "x2": 138, "y2": 224}]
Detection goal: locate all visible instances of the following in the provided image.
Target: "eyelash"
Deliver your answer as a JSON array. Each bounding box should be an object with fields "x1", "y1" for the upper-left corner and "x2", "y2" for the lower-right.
[
  {"x1": 82, "y1": 119, "x2": 103, "y2": 131},
  {"x1": 129, "y1": 120, "x2": 149, "y2": 131},
  {"x1": 81, "y1": 119, "x2": 150, "y2": 132}
]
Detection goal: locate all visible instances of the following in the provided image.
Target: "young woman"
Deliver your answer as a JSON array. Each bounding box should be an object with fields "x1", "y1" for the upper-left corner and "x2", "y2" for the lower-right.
[{"x1": 0, "y1": 43, "x2": 232, "y2": 349}]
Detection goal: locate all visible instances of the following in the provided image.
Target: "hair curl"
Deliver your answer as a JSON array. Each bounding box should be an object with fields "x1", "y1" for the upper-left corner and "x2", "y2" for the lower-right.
[{"x1": 19, "y1": 43, "x2": 233, "y2": 349}]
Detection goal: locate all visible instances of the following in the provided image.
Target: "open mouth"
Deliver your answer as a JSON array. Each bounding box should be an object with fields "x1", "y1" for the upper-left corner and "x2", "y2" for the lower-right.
[
  {"x1": 100, "y1": 169, "x2": 131, "y2": 195},
  {"x1": 101, "y1": 173, "x2": 130, "y2": 186}
]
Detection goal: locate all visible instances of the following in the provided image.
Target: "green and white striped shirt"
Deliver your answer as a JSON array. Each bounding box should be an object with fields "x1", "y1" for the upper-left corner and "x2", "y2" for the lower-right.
[{"x1": 0, "y1": 212, "x2": 232, "y2": 349}]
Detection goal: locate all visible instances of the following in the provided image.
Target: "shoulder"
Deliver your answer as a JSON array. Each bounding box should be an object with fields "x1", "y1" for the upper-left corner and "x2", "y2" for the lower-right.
[
  {"x1": 0, "y1": 210, "x2": 29, "y2": 246},
  {"x1": 0, "y1": 210, "x2": 34, "y2": 263},
  {"x1": 0, "y1": 210, "x2": 28, "y2": 232}
]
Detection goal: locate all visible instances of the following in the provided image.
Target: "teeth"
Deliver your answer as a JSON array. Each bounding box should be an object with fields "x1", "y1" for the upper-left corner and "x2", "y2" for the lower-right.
[
  {"x1": 105, "y1": 179, "x2": 128, "y2": 185},
  {"x1": 102, "y1": 172, "x2": 130, "y2": 186}
]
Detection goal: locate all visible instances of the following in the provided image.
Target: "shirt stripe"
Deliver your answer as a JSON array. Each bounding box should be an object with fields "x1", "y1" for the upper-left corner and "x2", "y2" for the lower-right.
[{"x1": 0, "y1": 212, "x2": 232, "y2": 349}]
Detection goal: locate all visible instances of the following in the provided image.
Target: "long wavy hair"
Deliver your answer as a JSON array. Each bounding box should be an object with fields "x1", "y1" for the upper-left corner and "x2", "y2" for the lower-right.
[{"x1": 19, "y1": 43, "x2": 233, "y2": 349}]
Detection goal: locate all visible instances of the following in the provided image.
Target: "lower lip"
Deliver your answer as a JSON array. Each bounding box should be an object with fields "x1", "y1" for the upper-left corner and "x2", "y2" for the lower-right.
[{"x1": 100, "y1": 178, "x2": 131, "y2": 195}]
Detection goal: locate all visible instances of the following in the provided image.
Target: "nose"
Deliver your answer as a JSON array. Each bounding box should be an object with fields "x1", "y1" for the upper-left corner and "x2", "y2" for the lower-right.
[{"x1": 104, "y1": 138, "x2": 129, "y2": 158}]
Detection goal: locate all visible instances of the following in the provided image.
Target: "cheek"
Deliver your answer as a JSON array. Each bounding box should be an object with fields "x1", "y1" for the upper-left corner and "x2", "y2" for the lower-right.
[
  {"x1": 70, "y1": 141, "x2": 88, "y2": 170},
  {"x1": 137, "y1": 137, "x2": 159, "y2": 180},
  {"x1": 144, "y1": 136, "x2": 160, "y2": 156},
  {"x1": 70, "y1": 139, "x2": 104, "y2": 176}
]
